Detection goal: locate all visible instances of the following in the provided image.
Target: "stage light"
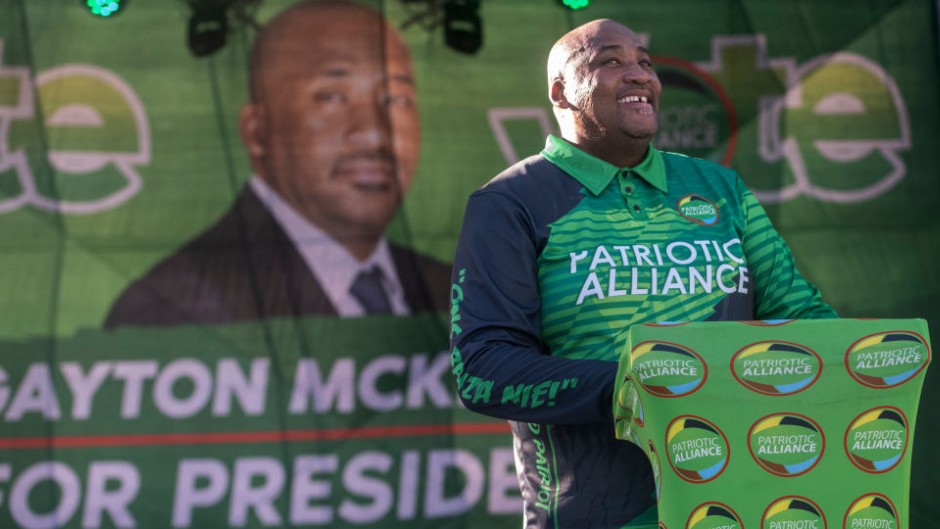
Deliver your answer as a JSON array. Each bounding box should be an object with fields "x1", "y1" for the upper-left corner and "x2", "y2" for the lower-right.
[
  {"x1": 83, "y1": 0, "x2": 127, "y2": 17},
  {"x1": 556, "y1": 0, "x2": 591, "y2": 10},
  {"x1": 443, "y1": 0, "x2": 483, "y2": 55},
  {"x1": 187, "y1": 4, "x2": 229, "y2": 57}
]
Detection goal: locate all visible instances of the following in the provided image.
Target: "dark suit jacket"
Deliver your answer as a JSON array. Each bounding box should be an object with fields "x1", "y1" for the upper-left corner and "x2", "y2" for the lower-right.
[{"x1": 104, "y1": 186, "x2": 452, "y2": 328}]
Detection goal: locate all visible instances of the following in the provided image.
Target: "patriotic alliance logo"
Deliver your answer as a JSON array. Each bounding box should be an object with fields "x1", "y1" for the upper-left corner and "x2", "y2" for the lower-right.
[
  {"x1": 632, "y1": 341, "x2": 708, "y2": 398},
  {"x1": 762, "y1": 496, "x2": 827, "y2": 529},
  {"x1": 666, "y1": 415, "x2": 730, "y2": 483},
  {"x1": 732, "y1": 341, "x2": 823, "y2": 396},
  {"x1": 845, "y1": 331, "x2": 930, "y2": 388},
  {"x1": 844, "y1": 406, "x2": 909, "y2": 474},
  {"x1": 676, "y1": 194, "x2": 719, "y2": 226},
  {"x1": 843, "y1": 494, "x2": 898, "y2": 529},
  {"x1": 686, "y1": 502, "x2": 742, "y2": 529},
  {"x1": 748, "y1": 413, "x2": 825, "y2": 477}
]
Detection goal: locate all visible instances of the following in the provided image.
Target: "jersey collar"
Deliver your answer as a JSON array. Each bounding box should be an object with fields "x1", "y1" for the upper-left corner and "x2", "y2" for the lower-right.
[{"x1": 541, "y1": 134, "x2": 668, "y2": 196}]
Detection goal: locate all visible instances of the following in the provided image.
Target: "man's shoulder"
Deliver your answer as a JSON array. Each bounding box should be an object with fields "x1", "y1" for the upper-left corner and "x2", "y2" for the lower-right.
[
  {"x1": 390, "y1": 243, "x2": 450, "y2": 275},
  {"x1": 103, "y1": 187, "x2": 302, "y2": 329},
  {"x1": 458, "y1": 151, "x2": 604, "y2": 231},
  {"x1": 389, "y1": 243, "x2": 452, "y2": 314},
  {"x1": 470, "y1": 153, "x2": 583, "y2": 212},
  {"x1": 660, "y1": 149, "x2": 738, "y2": 178},
  {"x1": 102, "y1": 224, "x2": 258, "y2": 329},
  {"x1": 116, "y1": 187, "x2": 279, "y2": 287},
  {"x1": 479, "y1": 154, "x2": 569, "y2": 193},
  {"x1": 658, "y1": 149, "x2": 742, "y2": 195}
]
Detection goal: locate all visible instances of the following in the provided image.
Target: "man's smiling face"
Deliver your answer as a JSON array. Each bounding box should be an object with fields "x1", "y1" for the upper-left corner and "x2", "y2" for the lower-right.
[
  {"x1": 247, "y1": 4, "x2": 420, "y2": 244},
  {"x1": 566, "y1": 22, "x2": 661, "y2": 144}
]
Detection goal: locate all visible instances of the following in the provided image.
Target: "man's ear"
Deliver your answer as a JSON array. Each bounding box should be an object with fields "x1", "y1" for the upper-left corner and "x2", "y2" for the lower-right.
[
  {"x1": 239, "y1": 102, "x2": 266, "y2": 158},
  {"x1": 550, "y1": 80, "x2": 572, "y2": 109}
]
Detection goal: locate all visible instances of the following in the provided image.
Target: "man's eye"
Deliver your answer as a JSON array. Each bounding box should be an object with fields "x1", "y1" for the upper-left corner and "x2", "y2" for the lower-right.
[
  {"x1": 314, "y1": 91, "x2": 346, "y2": 103},
  {"x1": 640, "y1": 59, "x2": 653, "y2": 67},
  {"x1": 386, "y1": 94, "x2": 413, "y2": 107},
  {"x1": 603, "y1": 58, "x2": 621, "y2": 66}
]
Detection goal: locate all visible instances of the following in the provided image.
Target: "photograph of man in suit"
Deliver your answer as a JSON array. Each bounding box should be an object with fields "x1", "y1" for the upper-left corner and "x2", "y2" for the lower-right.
[{"x1": 105, "y1": 0, "x2": 451, "y2": 328}]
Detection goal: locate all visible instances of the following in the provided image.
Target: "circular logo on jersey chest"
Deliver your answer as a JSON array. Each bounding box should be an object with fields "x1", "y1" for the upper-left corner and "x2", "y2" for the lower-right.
[{"x1": 676, "y1": 194, "x2": 719, "y2": 225}]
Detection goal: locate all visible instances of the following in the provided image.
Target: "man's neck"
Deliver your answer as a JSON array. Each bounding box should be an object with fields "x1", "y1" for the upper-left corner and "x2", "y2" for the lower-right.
[
  {"x1": 249, "y1": 176, "x2": 382, "y2": 262},
  {"x1": 564, "y1": 134, "x2": 650, "y2": 168},
  {"x1": 341, "y1": 237, "x2": 382, "y2": 262}
]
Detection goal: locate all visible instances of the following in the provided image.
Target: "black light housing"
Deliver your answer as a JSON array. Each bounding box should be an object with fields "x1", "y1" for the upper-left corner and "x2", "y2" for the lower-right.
[
  {"x1": 443, "y1": 0, "x2": 482, "y2": 55},
  {"x1": 187, "y1": 1, "x2": 230, "y2": 57}
]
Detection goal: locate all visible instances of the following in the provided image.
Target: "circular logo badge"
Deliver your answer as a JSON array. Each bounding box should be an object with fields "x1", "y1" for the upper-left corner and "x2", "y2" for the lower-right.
[
  {"x1": 748, "y1": 413, "x2": 825, "y2": 477},
  {"x1": 843, "y1": 494, "x2": 899, "y2": 529},
  {"x1": 845, "y1": 331, "x2": 930, "y2": 388},
  {"x1": 653, "y1": 55, "x2": 738, "y2": 166},
  {"x1": 666, "y1": 415, "x2": 730, "y2": 483},
  {"x1": 631, "y1": 341, "x2": 708, "y2": 398},
  {"x1": 732, "y1": 341, "x2": 823, "y2": 396},
  {"x1": 844, "y1": 407, "x2": 909, "y2": 474},
  {"x1": 687, "y1": 502, "x2": 743, "y2": 529},
  {"x1": 762, "y1": 496, "x2": 827, "y2": 529},
  {"x1": 676, "y1": 194, "x2": 720, "y2": 225}
]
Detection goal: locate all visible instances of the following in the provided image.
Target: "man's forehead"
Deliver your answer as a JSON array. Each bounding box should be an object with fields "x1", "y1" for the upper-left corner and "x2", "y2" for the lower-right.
[
  {"x1": 583, "y1": 42, "x2": 651, "y2": 58},
  {"x1": 264, "y1": 55, "x2": 414, "y2": 88},
  {"x1": 555, "y1": 22, "x2": 649, "y2": 70},
  {"x1": 264, "y1": 23, "x2": 412, "y2": 71},
  {"x1": 313, "y1": 60, "x2": 415, "y2": 82},
  {"x1": 261, "y1": 4, "x2": 409, "y2": 61},
  {"x1": 579, "y1": 25, "x2": 646, "y2": 54}
]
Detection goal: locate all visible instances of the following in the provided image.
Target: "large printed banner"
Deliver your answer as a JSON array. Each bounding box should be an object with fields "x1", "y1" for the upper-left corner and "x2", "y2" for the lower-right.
[
  {"x1": 0, "y1": 318, "x2": 520, "y2": 528},
  {"x1": 1, "y1": 0, "x2": 939, "y2": 527}
]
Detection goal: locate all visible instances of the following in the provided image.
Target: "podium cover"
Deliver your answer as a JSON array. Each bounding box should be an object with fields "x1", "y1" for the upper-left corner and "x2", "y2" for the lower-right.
[{"x1": 613, "y1": 319, "x2": 931, "y2": 529}]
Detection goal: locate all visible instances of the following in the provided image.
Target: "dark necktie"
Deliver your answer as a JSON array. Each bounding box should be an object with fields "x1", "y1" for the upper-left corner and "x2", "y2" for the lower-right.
[{"x1": 350, "y1": 267, "x2": 392, "y2": 314}]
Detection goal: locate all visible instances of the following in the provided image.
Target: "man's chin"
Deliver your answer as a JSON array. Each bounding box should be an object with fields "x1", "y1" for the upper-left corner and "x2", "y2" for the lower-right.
[
  {"x1": 295, "y1": 201, "x2": 396, "y2": 240},
  {"x1": 341, "y1": 209, "x2": 398, "y2": 236},
  {"x1": 621, "y1": 125, "x2": 657, "y2": 142}
]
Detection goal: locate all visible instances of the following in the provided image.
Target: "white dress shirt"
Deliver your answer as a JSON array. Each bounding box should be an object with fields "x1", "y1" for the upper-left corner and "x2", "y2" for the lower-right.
[{"x1": 249, "y1": 177, "x2": 410, "y2": 317}]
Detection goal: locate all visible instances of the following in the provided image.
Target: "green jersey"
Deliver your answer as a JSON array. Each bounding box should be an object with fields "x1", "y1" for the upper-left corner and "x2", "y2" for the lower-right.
[{"x1": 449, "y1": 135, "x2": 835, "y2": 528}]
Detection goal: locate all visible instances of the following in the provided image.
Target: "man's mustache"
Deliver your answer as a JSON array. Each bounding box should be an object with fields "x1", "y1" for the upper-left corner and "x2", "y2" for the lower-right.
[{"x1": 333, "y1": 150, "x2": 398, "y2": 167}]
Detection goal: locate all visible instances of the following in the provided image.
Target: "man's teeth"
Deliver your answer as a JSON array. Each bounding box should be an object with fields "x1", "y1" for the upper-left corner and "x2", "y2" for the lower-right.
[{"x1": 619, "y1": 95, "x2": 649, "y2": 103}]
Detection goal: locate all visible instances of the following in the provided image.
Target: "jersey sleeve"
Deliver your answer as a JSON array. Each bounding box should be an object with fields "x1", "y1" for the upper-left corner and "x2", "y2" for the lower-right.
[
  {"x1": 737, "y1": 178, "x2": 838, "y2": 320},
  {"x1": 450, "y1": 190, "x2": 618, "y2": 425}
]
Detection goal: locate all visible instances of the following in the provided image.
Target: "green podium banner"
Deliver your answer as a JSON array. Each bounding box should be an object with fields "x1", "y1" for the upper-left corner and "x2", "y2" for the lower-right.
[
  {"x1": 614, "y1": 319, "x2": 931, "y2": 529},
  {"x1": 1, "y1": 0, "x2": 940, "y2": 527}
]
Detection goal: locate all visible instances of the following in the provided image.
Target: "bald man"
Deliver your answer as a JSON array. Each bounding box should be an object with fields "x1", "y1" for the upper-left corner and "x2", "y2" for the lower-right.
[
  {"x1": 450, "y1": 19, "x2": 835, "y2": 528},
  {"x1": 106, "y1": 0, "x2": 450, "y2": 327}
]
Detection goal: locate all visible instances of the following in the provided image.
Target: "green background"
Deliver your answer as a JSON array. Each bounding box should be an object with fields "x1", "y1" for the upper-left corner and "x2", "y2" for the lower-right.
[{"x1": 1, "y1": 0, "x2": 939, "y2": 527}]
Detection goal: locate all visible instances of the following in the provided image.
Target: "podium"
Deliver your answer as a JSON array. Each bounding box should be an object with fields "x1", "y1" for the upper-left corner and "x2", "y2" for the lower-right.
[{"x1": 613, "y1": 318, "x2": 931, "y2": 529}]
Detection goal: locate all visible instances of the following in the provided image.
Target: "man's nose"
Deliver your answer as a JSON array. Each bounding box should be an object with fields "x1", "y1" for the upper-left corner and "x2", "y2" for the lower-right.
[
  {"x1": 623, "y1": 61, "x2": 653, "y2": 84},
  {"x1": 346, "y1": 99, "x2": 391, "y2": 146}
]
